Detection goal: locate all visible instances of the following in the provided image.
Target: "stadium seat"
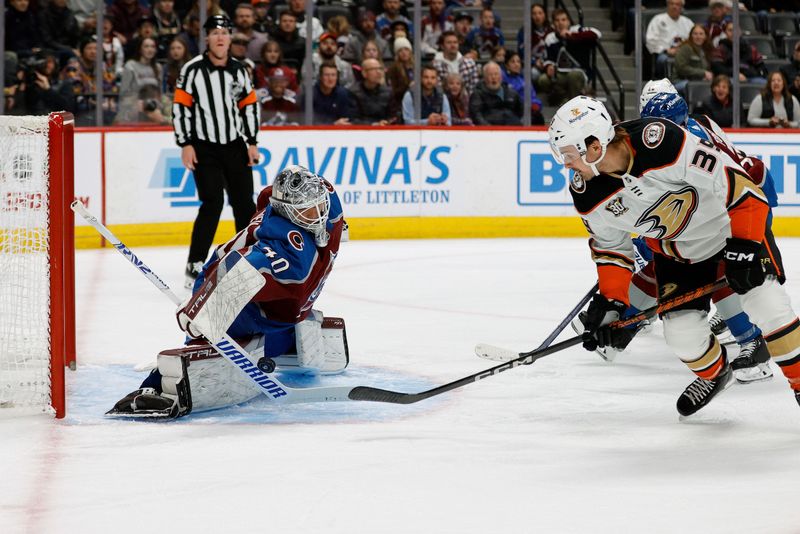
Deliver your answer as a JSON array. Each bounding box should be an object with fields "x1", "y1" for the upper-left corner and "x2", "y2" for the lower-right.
[
  {"x1": 762, "y1": 58, "x2": 786, "y2": 75},
  {"x1": 766, "y1": 13, "x2": 798, "y2": 38},
  {"x1": 739, "y1": 12, "x2": 760, "y2": 36},
  {"x1": 683, "y1": 10, "x2": 708, "y2": 25},
  {"x1": 739, "y1": 82, "x2": 764, "y2": 111},
  {"x1": 686, "y1": 81, "x2": 712, "y2": 112},
  {"x1": 782, "y1": 35, "x2": 800, "y2": 59},
  {"x1": 743, "y1": 35, "x2": 778, "y2": 60}
]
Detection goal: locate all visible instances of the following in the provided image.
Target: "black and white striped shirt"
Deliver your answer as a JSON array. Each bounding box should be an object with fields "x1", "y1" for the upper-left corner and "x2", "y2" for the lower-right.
[{"x1": 172, "y1": 53, "x2": 260, "y2": 147}]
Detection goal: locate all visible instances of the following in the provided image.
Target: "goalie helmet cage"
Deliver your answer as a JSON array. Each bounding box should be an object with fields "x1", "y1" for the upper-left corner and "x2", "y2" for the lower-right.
[{"x1": 0, "y1": 112, "x2": 75, "y2": 419}]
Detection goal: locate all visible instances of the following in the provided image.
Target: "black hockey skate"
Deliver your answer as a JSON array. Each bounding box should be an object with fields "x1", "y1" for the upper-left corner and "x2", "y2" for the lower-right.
[
  {"x1": 708, "y1": 312, "x2": 728, "y2": 336},
  {"x1": 676, "y1": 365, "x2": 734, "y2": 417},
  {"x1": 795, "y1": 390, "x2": 800, "y2": 408},
  {"x1": 730, "y1": 336, "x2": 773, "y2": 384},
  {"x1": 106, "y1": 388, "x2": 180, "y2": 419}
]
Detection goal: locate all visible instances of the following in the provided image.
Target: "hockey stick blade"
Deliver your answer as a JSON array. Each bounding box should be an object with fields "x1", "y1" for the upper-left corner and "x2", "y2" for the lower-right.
[
  {"x1": 474, "y1": 281, "x2": 599, "y2": 362},
  {"x1": 474, "y1": 343, "x2": 519, "y2": 362},
  {"x1": 471, "y1": 280, "x2": 728, "y2": 364}
]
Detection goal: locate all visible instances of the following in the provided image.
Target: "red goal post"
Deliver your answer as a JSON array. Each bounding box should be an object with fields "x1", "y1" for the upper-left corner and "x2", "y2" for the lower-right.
[{"x1": 0, "y1": 111, "x2": 75, "y2": 418}]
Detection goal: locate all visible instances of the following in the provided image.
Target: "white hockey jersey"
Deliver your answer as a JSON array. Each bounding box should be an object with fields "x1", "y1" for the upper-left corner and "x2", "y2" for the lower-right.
[{"x1": 569, "y1": 118, "x2": 769, "y2": 304}]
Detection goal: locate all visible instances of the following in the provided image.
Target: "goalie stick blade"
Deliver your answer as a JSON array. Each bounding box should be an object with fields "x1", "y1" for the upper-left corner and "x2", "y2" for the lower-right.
[{"x1": 474, "y1": 343, "x2": 520, "y2": 362}]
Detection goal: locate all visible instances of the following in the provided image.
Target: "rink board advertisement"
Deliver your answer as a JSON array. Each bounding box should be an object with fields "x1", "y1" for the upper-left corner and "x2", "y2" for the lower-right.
[{"x1": 73, "y1": 127, "x2": 800, "y2": 246}]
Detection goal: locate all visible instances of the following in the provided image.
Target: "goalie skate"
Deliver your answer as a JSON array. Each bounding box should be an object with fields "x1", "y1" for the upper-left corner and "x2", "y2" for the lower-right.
[{"x1": 106, "y1": 388, "x2": 182, "y2": 419}]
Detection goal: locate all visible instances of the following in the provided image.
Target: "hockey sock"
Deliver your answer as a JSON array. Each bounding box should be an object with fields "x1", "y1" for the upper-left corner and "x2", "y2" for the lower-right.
[
  {"x1": 713, "y1": 291, "x2": 761, "y2": 343},
  {"x1": 765, "y1": 318, "x2": 800, "y2": 391}
]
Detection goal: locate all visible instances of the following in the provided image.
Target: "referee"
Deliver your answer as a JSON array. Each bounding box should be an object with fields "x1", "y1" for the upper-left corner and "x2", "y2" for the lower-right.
[{"x1": 172, "y1": 14, "x2": 260, "y2": 288}]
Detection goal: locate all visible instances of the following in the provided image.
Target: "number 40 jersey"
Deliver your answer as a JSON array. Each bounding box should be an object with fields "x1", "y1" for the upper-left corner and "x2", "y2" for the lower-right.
[{"x1": 568, "y1": 117, "x2": 769, "y2": 304}]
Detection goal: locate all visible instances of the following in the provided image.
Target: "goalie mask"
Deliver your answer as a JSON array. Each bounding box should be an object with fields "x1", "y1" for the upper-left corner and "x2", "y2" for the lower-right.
[
  {"x1": 548, "y1": 96, "x2": 615, "y2": 177},
  {"x1": 270, "y1": 166, "x2": 331, "y2": 246},
  {"x1": 639, "y1": 78, "x2": 677, "y2": 112}
]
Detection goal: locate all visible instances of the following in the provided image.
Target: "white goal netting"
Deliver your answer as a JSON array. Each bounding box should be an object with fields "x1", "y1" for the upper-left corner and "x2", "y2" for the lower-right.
[{"x1": 0, "y1": 116, "x2": 53, "y2": 414}]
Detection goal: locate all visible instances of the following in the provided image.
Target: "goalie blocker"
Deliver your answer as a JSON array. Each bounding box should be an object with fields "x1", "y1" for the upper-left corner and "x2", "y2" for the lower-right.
[{"x1": 107, "y1": 314, "x2": 349, "y2": 418}]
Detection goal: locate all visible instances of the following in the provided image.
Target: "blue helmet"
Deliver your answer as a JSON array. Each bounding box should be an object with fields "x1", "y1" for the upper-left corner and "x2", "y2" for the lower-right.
[{"x1": 640, "y1": 92, "x2": 689, "y2": 126}]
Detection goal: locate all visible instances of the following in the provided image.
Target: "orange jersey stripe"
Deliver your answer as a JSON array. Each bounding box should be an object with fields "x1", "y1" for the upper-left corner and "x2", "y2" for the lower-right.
[
  {"x1": 238, "y1": 90, "x2": 257, "y2": 109},
  {"x1": 173, "y1": 88, "x2": 193, "y2": 107},
  {"x1": 728, "y1": 195, "x2": 769, "y2": 242},
  {"x1": 597, "y1": 264, "x2": 632, "y2": 305}
]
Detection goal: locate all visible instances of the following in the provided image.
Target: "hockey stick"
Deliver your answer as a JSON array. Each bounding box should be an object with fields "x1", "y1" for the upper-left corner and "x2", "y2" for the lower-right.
[
  {"x1": 458, "y1": 279, "x2": 730, "y2": 367},
  {"x1": 71, "y1": 201, "x2": 355, "y2": 403},
  {"x1": 475, "y1": 282, "x2": 599, "y2": 362}
]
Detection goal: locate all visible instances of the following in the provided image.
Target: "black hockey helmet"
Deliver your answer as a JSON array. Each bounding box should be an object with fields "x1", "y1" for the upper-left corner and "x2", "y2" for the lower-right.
[{"x1": 203, "y1": 15, "x2": 233, "y2": 31}]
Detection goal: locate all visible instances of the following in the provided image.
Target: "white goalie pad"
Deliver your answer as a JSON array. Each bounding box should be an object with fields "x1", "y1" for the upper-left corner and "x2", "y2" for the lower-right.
[
  {"x1": 177, "y1": 251, "x2": 266, "y2": 341},
  {"x1": 158, "y1": 338, "x2": 264, "y2": 413},
  {"x1": 272, "y1": 314, "x2": 349, "y2": 375}
]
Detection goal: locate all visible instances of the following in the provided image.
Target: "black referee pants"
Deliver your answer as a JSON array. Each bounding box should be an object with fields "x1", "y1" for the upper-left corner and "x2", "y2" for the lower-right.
[{"x1": 188, "y1": 139, "x2": 256, "y2": 263}]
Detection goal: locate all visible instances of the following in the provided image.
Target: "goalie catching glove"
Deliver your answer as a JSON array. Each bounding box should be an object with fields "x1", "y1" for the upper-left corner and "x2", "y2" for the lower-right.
[
  {"x1": 724, "y1": 237, "x2": 765, "y2": 294},
  {"x1": 580, "y1": 294, "x2": 632, "y2": 352}
]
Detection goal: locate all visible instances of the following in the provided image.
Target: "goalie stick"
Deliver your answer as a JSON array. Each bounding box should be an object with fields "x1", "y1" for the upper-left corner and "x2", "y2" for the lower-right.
[
  {"x1": 475, "y1": 282, "x2": 598, "y2": 362},
  {"x1": 474, "y1": 280, "x2": 728, "y2": 364}
]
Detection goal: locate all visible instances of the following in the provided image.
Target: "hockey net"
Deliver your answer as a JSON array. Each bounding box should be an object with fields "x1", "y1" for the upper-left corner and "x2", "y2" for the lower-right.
[{"x1": 0, "y1": 112, "x2": 75, "y2": 418}]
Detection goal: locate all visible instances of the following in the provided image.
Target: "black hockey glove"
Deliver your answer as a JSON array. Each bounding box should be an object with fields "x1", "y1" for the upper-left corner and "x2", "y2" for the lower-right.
[
  {"x1": 581, "y1": 294, "x2": 627, "y2": 352},
  {"x1": 724, "y1": 237, "x2": 765, "y2": 295}
]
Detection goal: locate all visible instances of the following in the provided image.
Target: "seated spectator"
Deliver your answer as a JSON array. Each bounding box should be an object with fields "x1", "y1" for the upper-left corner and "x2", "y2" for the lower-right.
[
  {"x1": 673, "y1": 24, "x2": 714, "y2": 94},
  {"x1": 453, "y1": 10, "x2": 477, "y2": 59},
  {"x1": 127, "y1": 83, "x2": 170, "y2": 124},
  {"x1": 443, "y1": 72, "x2": 473, "y2": 125},
  {"x1": 153, "y1": 0, "x2": 181, "y2": 59},
  {"x1": 117, "y1": 36, "x2": 163, "y2": 124},
  {"x1": 421, "y1": 0, "x2": 454, "y2": 56},
  {"x1": 543, "y1": 8, "x2": 600, "y2": 81},
  {"x1": 303, "y1": 32, "x2": 355, "y2": 89},
  {"x1": 502, "y1": 51, "x2": 544, "y2": 125},
  {"x1": 234, "y1": 3, "x2": 268, "y2": 62},
  {"x1": 326, "y1": 15, "x2": 352, "y2": 54},
  {"x1": 288, "y1": 0, "x2": 324, "y2": 42},
  {"x1": 17, "y1": 52, "x2": 72, "y2": 116},
  {"x1": 747, "y1": 71, "x2": 800, "y2": 128},
  {"x1": 343, "y1": 11, "x2": 392, "y2": 63},
  {"x1": 466, "y1": 8, "x2": 504, "y2": 60},
  {"x1": 38, "y1": 0, "x2": 81, "y2": 64},
  {"x1": 257, "y1": 67, "x2": 301, "y2": 125},
  {"x1": 469, "y1": 61, "x2": 523, "y2": 125},
  {"x1": 108, "y1": 0, "x2": 152, "y2": 44},
  {"x1": 353, "y1": 41, "x2": 384, "y2": 82},
  {"x1": 537, "y1": 10, "x2": 592, "y2": 107},
  {"x1": 64, "y1": 38, "x2": 119, "y2": 125},
  {"x1": 270, "y1": 10, "x2": 306, "y2": 69},
  {"x1": 704, "y1": 0, "x2": 729, "y2": 47},
  {"x1": 252, "y1": 0, "x2": 274, "y2": 34},
  {"x1": 5, "y1": 0, "x2": 43, "y2": 61},
  {"x1": 491, "y1": 45, "x2": 507, "y2": 65},
  {"x1": 254, "y1": 41, "x2": 298, "y2": 92},
  {"x1": 178, "y1": 13, "x2": 201, "y2": 57},
  {"x1": 711, "y1": 21, "x2": 767, "y2": 84},
  {"x1": 517, "y1": 3, "x2": 552, "y2": 79},
  {"x1": 780, "y1": 41, "x2": 800, "y2": 101},
  {"x1": 126, "y1": 16, "x2": 159, "y2": 58},
  {"x1": 188, "y1": 0, "x2": 227, "y2": 20},
  {"x1": 313, "y1": 62, "x2": 354, "y2": 125},
  {"x1": 69, "y1": 0, "x2": 97, "y2": 33},
  {"x1": 102, "y1": 16, "x2": 126, "y2": 78},
  {"x1": 697, "y1": 74, "x2": 739, "y2": 127},
  {"x1": 384, "y1": 37, "x2": 413, "y2": 115},
  {"x1": 433, "y1": 30, "x2": 479, "y2": 95},
  {"x1": 376, "y1": 0, "x2": 413, "y2": 41},
  {"x1": 645, "y1": 0, "x2": 693, "y2": 78},
  {"x1": 162, "y1": 35, "x2": 191, "y2": 96},
  {"x1": 402, "y1": 65, "x2": 451, "y2": 125},
  {"x1": 349, "y1": 58, "x2": 394, "y2": 125},
  {"x1": 230, "y1": 33, "x2": 251, "y2": 62}
]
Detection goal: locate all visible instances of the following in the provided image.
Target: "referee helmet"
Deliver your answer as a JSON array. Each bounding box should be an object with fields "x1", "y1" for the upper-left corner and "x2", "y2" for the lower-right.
[{"x1": 204, "y1": 15, "x2": 233, "y2": 31}]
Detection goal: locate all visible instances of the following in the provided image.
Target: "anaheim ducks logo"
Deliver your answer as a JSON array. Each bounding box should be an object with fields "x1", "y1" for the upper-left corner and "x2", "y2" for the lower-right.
[
  {"x1": 635, "y1": 186, "x2": 698, "y2": 239},
  {"x1": 569, "y1": 171, "x2": 586, "y2": 193},
  {"x1": 660, "y1": 282, "x2": 678, "y2": 298},
  {"x1": 642, "y1": 122, "x2": 666, "y2": 149}
]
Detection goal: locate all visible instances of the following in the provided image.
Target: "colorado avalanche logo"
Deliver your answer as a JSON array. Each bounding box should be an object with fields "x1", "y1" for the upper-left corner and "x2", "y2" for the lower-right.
[
  {"x1": 288, "y1": 230, "x2": 304, "y2": 251},
  {"x1": 642, "y1": 122, "x2": 665, "y2": 149}
]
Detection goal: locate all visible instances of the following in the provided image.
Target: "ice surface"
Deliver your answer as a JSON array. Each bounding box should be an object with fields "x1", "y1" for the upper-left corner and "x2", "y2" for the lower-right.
[{"x1": 2, "y1": 238, "x2": 800, "y2": 534}]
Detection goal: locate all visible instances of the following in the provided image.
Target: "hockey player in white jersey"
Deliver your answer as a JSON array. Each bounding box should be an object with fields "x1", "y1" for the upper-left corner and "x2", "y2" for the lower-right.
[
  {"x1": 549, "y1": 95, "x2": 800, "y2": 416},
  {"x1": 634, "y1": 87, "x2": 782, "y2": 384}
]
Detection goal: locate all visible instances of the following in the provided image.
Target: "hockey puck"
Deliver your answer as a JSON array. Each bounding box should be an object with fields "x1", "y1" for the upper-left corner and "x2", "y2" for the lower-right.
[{"x1": 257, "y1": 357, "x2": 276, "y2": 373}]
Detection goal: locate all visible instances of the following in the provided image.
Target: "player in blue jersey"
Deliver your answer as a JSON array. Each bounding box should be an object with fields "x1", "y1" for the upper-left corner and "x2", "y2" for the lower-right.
[{"x1": 108, "y1": 166, "x2": 350, "y2": 418}]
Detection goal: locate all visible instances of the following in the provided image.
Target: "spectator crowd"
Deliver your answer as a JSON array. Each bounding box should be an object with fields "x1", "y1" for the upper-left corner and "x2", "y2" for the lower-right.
[{"x1": 6, "y1": 0, "x2": 798, "y2": 128}]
